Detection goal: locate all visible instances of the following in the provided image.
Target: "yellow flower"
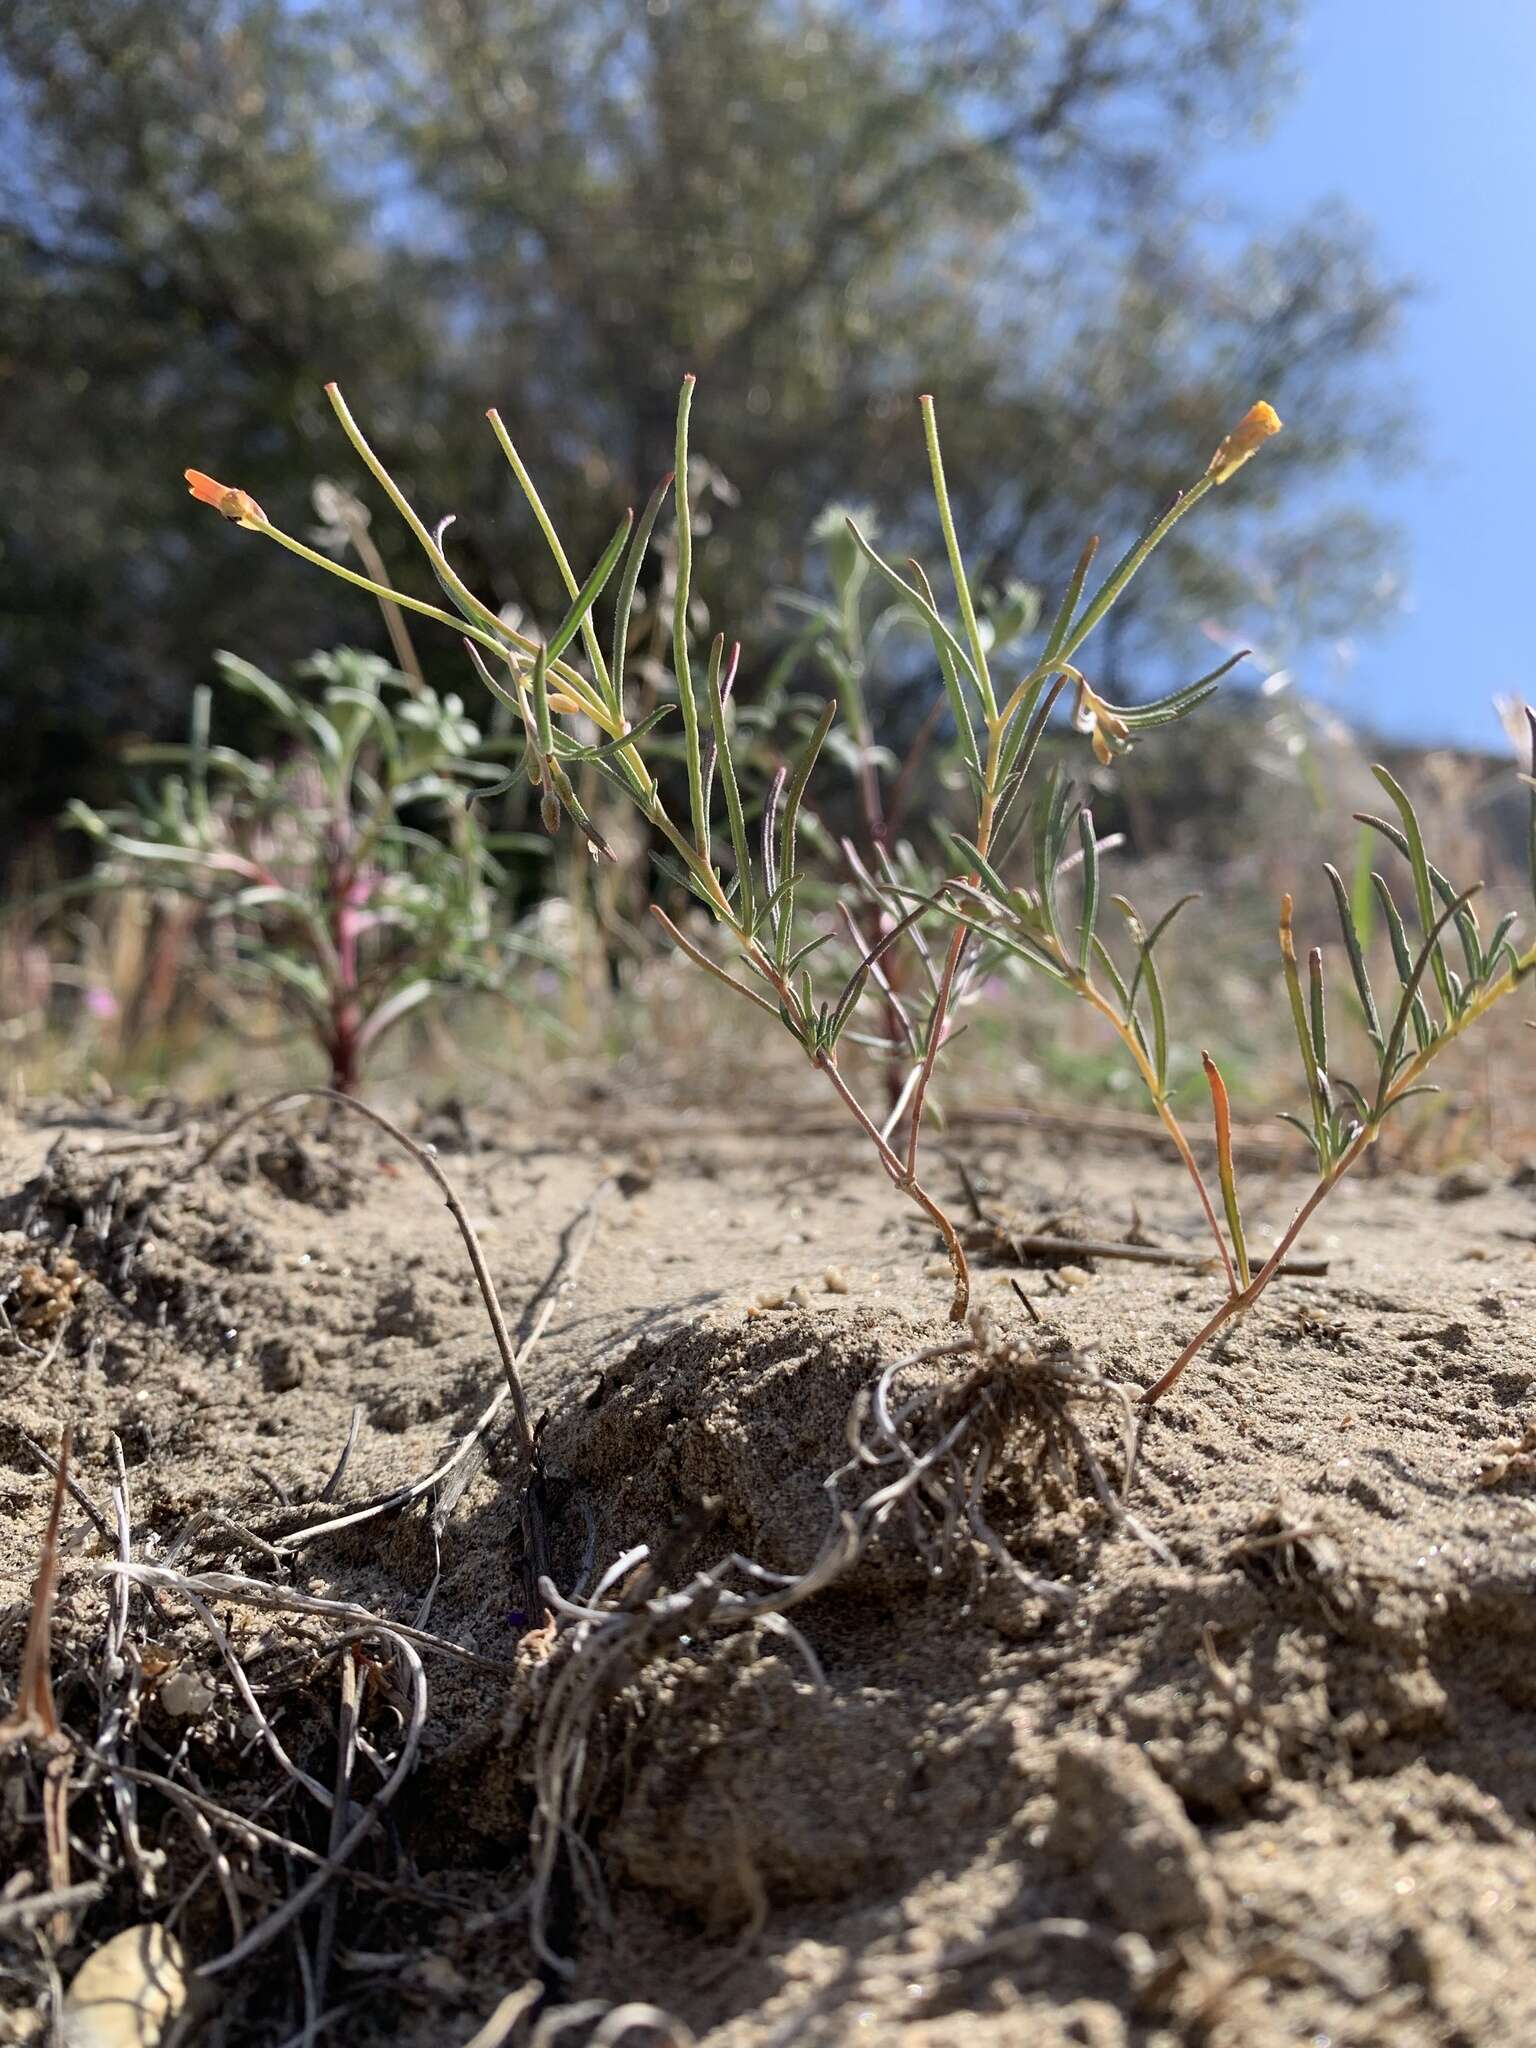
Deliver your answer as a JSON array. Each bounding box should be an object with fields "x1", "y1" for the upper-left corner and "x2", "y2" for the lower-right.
[
  {"x1": 1206, "y1": 402, "x2": 1282, "y2": 485},
  {"x1": 184, "y1": 469, "x2": 267, "y2": 528},
  {"x1": 1073, "y1": 678, "x2": 1131, "y2": 765}
]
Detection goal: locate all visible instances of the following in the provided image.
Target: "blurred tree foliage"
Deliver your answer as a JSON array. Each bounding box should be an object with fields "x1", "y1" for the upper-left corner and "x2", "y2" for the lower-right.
[{"x1": 0, "y1": 0, "x2": 1408, "y2": 855}]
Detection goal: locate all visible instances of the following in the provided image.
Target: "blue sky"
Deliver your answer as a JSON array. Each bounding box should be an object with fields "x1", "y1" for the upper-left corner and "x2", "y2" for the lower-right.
[{"x1": 1218, "y1": 0, "x2": 1535, "y2": 750}]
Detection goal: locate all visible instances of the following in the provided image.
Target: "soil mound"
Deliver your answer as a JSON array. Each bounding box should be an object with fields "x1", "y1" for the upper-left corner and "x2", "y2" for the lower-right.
[{"x1": 3, "y1": 1105, "x2": 1536, "y2": 2045}]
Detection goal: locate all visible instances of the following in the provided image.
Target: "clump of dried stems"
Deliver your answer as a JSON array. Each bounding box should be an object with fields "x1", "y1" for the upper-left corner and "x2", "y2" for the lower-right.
[{"x1": 0, "y1": 1093, "x2": 613, "y2": 2042}]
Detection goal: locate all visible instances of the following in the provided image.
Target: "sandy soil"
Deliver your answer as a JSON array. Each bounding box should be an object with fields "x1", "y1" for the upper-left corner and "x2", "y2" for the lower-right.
[{"x1": 3, "y1": 1087, "x2": 1536, "y2": 2046}]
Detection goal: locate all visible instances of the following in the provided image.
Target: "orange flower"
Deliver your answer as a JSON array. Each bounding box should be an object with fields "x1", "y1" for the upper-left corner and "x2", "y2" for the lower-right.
[
  {"x1": 1206, "y1": 401, "x2": 1282, "y2": 485},
  {"x1": 184, "y1": 469, "x2": 267, "y2": 528}
]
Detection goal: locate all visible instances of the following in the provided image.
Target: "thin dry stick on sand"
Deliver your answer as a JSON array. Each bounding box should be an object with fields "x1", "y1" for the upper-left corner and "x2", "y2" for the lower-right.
[{"x1": 178, "y1": 1086, "x2": 612, "y2": 1615}]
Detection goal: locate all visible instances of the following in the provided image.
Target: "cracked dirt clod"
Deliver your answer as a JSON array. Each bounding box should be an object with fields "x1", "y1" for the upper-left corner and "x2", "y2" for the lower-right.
[{"x1": 1047, "y1": 1734, "x2": 1222, "y2": 1938}]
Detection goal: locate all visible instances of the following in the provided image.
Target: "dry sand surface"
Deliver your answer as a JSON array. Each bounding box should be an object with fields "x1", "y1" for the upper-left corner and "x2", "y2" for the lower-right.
[{"x1": 3, "y1": 1089, "x2": 1536, "y2": 2045}]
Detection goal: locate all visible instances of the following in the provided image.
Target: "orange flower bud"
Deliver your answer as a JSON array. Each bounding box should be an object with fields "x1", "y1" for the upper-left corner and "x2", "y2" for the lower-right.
[
  {"x1": 184, "y1": 469, "x2": 267, "y2": 528},
  {"x1": 1206, "y1": 402, "x2": 1282, "y2": 485}
]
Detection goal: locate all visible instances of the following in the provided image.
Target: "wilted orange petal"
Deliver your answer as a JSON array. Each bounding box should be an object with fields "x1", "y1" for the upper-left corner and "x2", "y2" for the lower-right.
[
  {"x1": 1207, "y1": 401, "x2": 1282, "y2": 484},
  {"x1": 185, "y1": 469, "x2": 228, "y2": 506}
]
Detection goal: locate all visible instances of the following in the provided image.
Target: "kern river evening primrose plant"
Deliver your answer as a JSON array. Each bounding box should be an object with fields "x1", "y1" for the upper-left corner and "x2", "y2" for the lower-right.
[{"x1": 184, "y1": 383, "x2": 1536, "y2": 1396}]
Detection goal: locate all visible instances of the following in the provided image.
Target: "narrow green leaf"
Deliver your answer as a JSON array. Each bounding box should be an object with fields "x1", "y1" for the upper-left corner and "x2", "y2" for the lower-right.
[
  {"x1": 786, "y1": 930, "x2": 834, "y2": 976},
  {"x1": 761, "y1": 766, "x2": 785, "y2": 912},
  {"x1": 1374, "y1": 884, "x2": 1482, "y2": 1117},
  {"x1": 559, "y1": 704, "x2": 676, "y2": 761},
  {"x1": 531, "y1": 643, "x2": 554, "y2": 760},
  {"x1": 1376, "y1": 1083, "x2": 1444, "y2": 1124},
  {"x1": 1334, "y1": 1075, "x2": 1371, "y2": 1122},
  {"x1": 996, "y1": 673, "x2": 1071, "y2": 797},
  {"x1": 1032, "y1": 771, "x2": 1064, "y2": 941},
  {"x1": 1371, "y1": 765, "x2": 1455, "y2": 1018},
  {"x1": 776, "y1": 700, "x2": 836, "y2": 971},
  {"x1": 673, "y1": 376, "x2": 708, "y2": 851},
  {"x1": 1090, "y1": 932, "x2": 1134, "y2": 1020},
  {"x1": 826, "y1": 903, "x2": 929, "y2": 1044},
  {"x1": 919, "y1": 395, "x2": 996, "y2": 719},
  {"x1": 946, "y1": 831, "x2": 1014, "y2": 905},
  {"x1": 547, "y1": 511, "x2": 633, "y2": 666},
  {"x1": 749, "y1": 870, "x2": 800, "y2": 941},
  {"x1": 1279, "y1": 896, "x2": 1326, "y2": 1151},
  {"x1": 1371, "y1": 872, "x2": 1434, "y2": 1053},
  {"x1": 1076, "y1": 809, "x2": 1100, "y2": 975},
  {"x1": 1307, "y1": 946, "x2": 1329, "y2": 1075},
  {"x1": 215, "y1": 652, "x2": 298, "y2": 721},
  {"x1": 1122, "y1": 892, "x2": 1199, "y2": 1027},
  {"x1": 1119, "y1": 650, "x2": 1247, "y2": 729},
  {"x1": 1041, "y1": 535, "x2": 1099, "y2": 665},
  {"x1": 1482, "y1": 912, "x2": 1520, "y2": 981},
  {"x1": 1323, "y1": 861, "x2": 1382, "y2": 1048},
  {"x1": 1143, "y1": 937, "x2": 1171, "y2": 1089},
  {"x1": 933, "y1": 899, "x2": 1074, "y2": 986},
  {"x1": 1114, "y1": 684, "x2": 1222, "y2": 733},
  {"x1": 1276, "y1": 1109, "x2": 1323, "y2": 1162},
  {"x1": 611, "y1": 471, "x2": 674, "y2": 712},
  {"x1": 843, "y1": 520, "x2": 982, "y2": 696},
  {"x1": 1202, "y1": 1052, "x2": 1250, "y2": 1289},
  {"x1": 1114, "y1": 899, "x2": 1176, "y2": 1088},
  {"x1": 705, "y1": 636, "x2": 755, "y2": 930}
]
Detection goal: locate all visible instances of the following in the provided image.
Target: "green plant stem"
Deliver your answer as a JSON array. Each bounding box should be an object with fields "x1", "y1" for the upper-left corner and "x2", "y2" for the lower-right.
[
  {"x1": 1057, "y1": 476, "x2": 1215, "y2": 669},
  {"x1": 486, "y1": 409, "x2": 616, "y2": 704},
  {"x1": 335, "y1": 504, "x2": 426, "y2": 692},
  {"x1": 919, "y1": 395, "x2": 996, "y2": 721},
  {"x1": 672, "y1": 375, "x2": 708, "y2": 853},
  {"x1": 252, "y1": 520, "x2": 613, "y2": 731},
  {"x1": 1144, "y1": 1128, "x2": 1366, "y2": 1404},
  {"x1": 1073, "y1": 978, "x2": 1238, "y2": 1295},
  {"x1": 813, "y1": 1045, "x2": 971, "y2": 1314},
  {"x1": 326, "y1": 383, "x2": 513, "y2": 649}
]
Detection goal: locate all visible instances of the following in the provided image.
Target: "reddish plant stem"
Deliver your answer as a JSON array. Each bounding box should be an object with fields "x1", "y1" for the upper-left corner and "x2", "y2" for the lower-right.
[
  {"x1": 1072, "y1": 977, "x2": 1238, "y2": 1297},
  {"x1": 1144, "y1": 1125, "x2": 1371, "y2": 1403},
  {"x1": 815, "y1": 1048, "x2": 970, "y2": 1319}
]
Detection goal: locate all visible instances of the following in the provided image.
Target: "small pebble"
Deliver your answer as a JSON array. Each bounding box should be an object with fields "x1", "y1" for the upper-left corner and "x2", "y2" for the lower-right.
[{"x1": 159, "y1": 1668, "x2": 216, "y2": 1719}]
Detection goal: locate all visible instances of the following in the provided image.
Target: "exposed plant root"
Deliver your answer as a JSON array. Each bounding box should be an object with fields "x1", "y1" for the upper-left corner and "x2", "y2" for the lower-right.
[
  {"x1": 460, "y1": 1989, "x2": 694, "y2": 2048},
  {"x1": 86, "y1": 1561, "x2": 430, "y2": 1981},
  {"x1": 522, "y1": 1308, "x2": 1158, "y2": 1972},
  {"x1": 180, "y1": 1087, "x2": 613, "y2": 1616}
]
